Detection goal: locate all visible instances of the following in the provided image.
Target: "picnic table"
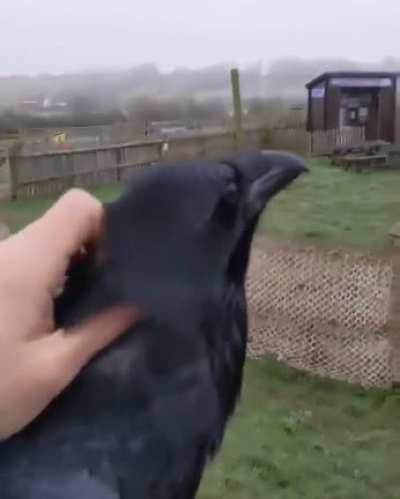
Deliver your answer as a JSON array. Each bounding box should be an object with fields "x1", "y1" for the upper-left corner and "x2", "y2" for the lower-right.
[
  {"x1": 333, "y1": 140, "x2": 389, "y2": 157},
  {"x1": 331, "y1": 140, "x2": 390, "y2": 172},
  {"x1": 339, "y1": 154, "x2": 388, "y2": 172}
]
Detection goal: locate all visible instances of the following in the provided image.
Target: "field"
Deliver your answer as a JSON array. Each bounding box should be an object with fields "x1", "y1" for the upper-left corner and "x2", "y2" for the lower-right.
[
  {"x1": 261, "y1": 159, "x2": 400, "y2": 252},
  {"x1": 0, "y1": 184, "x2": 120, "y2": 232},
  {"x1": 198, "y1": 359, "x2": 400, "y2": 499},
  {"x1": 1, "y1": 160, "x2": 400, "y2": 497}
]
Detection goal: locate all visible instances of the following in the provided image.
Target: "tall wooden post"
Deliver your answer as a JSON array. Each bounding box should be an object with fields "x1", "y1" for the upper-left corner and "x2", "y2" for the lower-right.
[
  {"x1": 8, "y1": 140, "x2": 22, "y2": 201},
  {"x1": 230, "y1": 68, "x2": 243, "y2": 150}
]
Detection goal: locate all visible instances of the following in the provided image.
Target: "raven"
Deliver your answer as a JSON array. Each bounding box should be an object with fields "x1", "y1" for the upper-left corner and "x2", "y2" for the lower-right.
[{"x1": 0, "y1": 151, "x2": 306, "y2": 499}]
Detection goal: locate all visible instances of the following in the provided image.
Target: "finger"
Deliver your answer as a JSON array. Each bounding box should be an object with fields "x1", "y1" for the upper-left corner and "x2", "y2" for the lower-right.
[
  {"x1": 28, "y1": 189, "x2": 103, "y2": 250},
  {"x1": 0, "y1": 308, "x2": 137, "y2": 440},
  {"x1": 0, "y1": 345, "x2": 57, "y2": 440},
  {"x1": 9, "y1": 189, "x2": 104, "y2": 288},
  {"x1": 41, "y1": 306, "x2": 139, "y2": 390}
]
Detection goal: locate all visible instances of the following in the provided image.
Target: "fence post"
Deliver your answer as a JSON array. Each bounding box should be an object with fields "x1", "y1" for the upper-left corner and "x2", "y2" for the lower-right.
[
  {"x1": 7, "y1": 141, "x2": 22, "y2": 200},
  {"x1": 230, "y1": 68, "x2": 243, "y2": 150}
]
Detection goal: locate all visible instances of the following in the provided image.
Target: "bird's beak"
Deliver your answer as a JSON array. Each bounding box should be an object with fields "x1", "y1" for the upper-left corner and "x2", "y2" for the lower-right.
[{"x1": 244, "y1": 151, "x2": 308, "y2": 220}]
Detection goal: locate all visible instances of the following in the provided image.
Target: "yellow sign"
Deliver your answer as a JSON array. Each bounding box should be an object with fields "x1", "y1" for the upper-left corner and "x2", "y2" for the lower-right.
[{"x1": 53, "y1": 132, "x2": 67, "y2": 145}]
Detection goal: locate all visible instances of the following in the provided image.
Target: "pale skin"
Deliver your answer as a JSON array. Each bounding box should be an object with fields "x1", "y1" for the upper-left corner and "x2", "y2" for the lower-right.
[{"x1": 0, "y1": 189, "x2": 138, "y2": 441}]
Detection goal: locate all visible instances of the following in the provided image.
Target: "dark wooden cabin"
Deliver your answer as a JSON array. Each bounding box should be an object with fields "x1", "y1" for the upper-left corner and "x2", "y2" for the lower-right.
[{"x1": 306, "y1": 72, "x2": 400, "y2": 143}]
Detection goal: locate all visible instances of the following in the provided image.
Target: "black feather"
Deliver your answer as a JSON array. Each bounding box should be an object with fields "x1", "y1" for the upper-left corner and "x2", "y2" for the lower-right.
[{"x1": 0, "y1": 151, "x2": 306, "y2": 499}]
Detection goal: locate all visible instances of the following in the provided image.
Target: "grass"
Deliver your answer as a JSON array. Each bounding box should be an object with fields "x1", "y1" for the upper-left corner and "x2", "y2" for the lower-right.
[
  {"x1": 1, "y1": 159, "x2": 400, "y2": 252},
  {"x1": 260, "y1": 159, "x2": 400, "y2": 252},
  {"x1": 198, "y1": 359, "x2": 400, "y2": 499},
  {"x1": 0, "y1": 184, "x2": 121, "y2": 232}
]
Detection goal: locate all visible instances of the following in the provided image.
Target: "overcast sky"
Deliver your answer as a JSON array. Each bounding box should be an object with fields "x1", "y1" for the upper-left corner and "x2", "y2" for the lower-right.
[{"x1": 0, "y1": 0, "x2": 399, "y2": 75}]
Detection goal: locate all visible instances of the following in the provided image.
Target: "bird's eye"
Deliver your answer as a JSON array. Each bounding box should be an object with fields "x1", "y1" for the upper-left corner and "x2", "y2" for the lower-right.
[
  {"x1": 218, "y1": 163, "x2": 240, "y2": 204},
  {"x1": 223, "y1": 181, "x2": 239, "y2": 205},
  {"x1": 208, "y1": 162, "x2": 241, "y2": 227},
  {"x1": 211, "y1": 180, "x2": 240, "y2": 228}
]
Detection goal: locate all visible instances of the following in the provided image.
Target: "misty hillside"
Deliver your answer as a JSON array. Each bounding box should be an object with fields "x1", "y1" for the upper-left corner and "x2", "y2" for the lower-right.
[
  {"x1": 0, "y1": 63, "x2": 265, "y2": 110},
  {"x1": 2, "y1": 57, "x2": 400, "y2": 110}
]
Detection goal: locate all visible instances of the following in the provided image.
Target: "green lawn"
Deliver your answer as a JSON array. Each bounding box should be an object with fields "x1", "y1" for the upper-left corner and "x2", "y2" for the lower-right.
[
  {"x1": 1, "y1": 160, "x2": 400, "y2": 251},
  {"x1": 198, "y1": 359, "x2": 400, "y2": 499},
  {"x1": 0, "y1": 184, "x2": 121, "y2": 233},
  {"x1": 1, "y1": 161, "x2": 400, "y2": 497},
  {"x1": 261, "y1": 159, "x2": 400, "y2": 252}
]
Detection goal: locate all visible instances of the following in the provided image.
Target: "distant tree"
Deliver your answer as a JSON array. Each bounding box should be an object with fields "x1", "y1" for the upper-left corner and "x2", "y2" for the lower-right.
[{"x1": 68, "y1": 95, "x2": 98, "y2": 117}]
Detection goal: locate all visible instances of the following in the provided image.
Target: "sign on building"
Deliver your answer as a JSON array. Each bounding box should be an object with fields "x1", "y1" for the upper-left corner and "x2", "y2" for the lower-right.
[
  {"x1": 311, "y1": 87, "x2": 325, "y2": 98},
  {"x1": 331, "y1": 78, "x2": 392, "y2": 88}
]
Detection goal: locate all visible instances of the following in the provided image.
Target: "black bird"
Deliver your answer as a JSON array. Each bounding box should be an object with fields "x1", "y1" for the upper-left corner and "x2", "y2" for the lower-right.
[{"x1": 0, "y1": 151, "x2": 306, "y2": 499}]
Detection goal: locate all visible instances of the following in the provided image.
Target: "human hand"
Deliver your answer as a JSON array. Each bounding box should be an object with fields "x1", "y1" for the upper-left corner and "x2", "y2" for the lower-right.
[{"x1": 0, "y1": 189, "x2": 137, "y2": 440}]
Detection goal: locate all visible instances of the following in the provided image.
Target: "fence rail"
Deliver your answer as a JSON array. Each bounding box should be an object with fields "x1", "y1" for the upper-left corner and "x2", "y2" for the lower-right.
[{"x1": 9, "y1": 127, "x2": 302, "y2": 199}]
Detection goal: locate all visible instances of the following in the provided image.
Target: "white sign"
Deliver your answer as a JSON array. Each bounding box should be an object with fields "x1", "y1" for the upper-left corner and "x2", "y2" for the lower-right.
[
  {"x1": 311, "y1": 87, "x2": 325, "y2": 98},
  {"x1": 330, "y1": 78, "x2": 392, "y2": 88}
]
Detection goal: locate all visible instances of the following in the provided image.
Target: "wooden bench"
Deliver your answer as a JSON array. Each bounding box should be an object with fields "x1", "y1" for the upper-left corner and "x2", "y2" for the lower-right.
[{"x1": 337, "y1": 154, "x2": 388, "y2": 172}]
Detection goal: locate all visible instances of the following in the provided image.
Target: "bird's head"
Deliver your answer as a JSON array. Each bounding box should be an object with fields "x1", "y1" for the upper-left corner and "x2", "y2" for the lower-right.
[
  {"x1": 104, "y1": 151, "x2": 306, "y2": 302},
  {"x1": 56, "y1": 150, "x2": 306, "y2": 326}
]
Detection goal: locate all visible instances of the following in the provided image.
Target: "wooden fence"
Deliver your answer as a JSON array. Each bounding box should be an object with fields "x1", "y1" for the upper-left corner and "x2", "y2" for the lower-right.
[
  {"x1": 9, "y1": 127, "x2": 310, "y2": 199},
  {"x1": 247, "y1": 239, "x2": 400, "y2": 388},
  {"x1": 5, "y1": 126, "x2": 370, "y2": 199},
  {"x1": 10, "y1": 139, "x2": 162, "y2": 198},
  {"x1": 264, "y1": 127, "x2": 309, "y2": 154},
  {"x1": 309, "y1": 127, "x2": 365, "y2": 155},
  {"x1": 0, "y1": 147, "x2": 8, "y2": 184},
  {"x1": 18, "y1": 122, "x2": 145, "y2": 154}
]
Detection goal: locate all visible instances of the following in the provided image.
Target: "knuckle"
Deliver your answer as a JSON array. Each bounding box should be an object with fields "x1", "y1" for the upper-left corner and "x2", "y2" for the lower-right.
[
  {"x1": 38, "y1": 349, "x2": 75, "y2": 392},
  {"x1": 62, "y1": 189, "x2": 101, "y2": 214}
]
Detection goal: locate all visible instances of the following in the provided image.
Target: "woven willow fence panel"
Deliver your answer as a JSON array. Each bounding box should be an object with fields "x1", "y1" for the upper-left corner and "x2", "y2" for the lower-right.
[{"x1": 246, "y1": 242, "x2": 394, "y2": 388}]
